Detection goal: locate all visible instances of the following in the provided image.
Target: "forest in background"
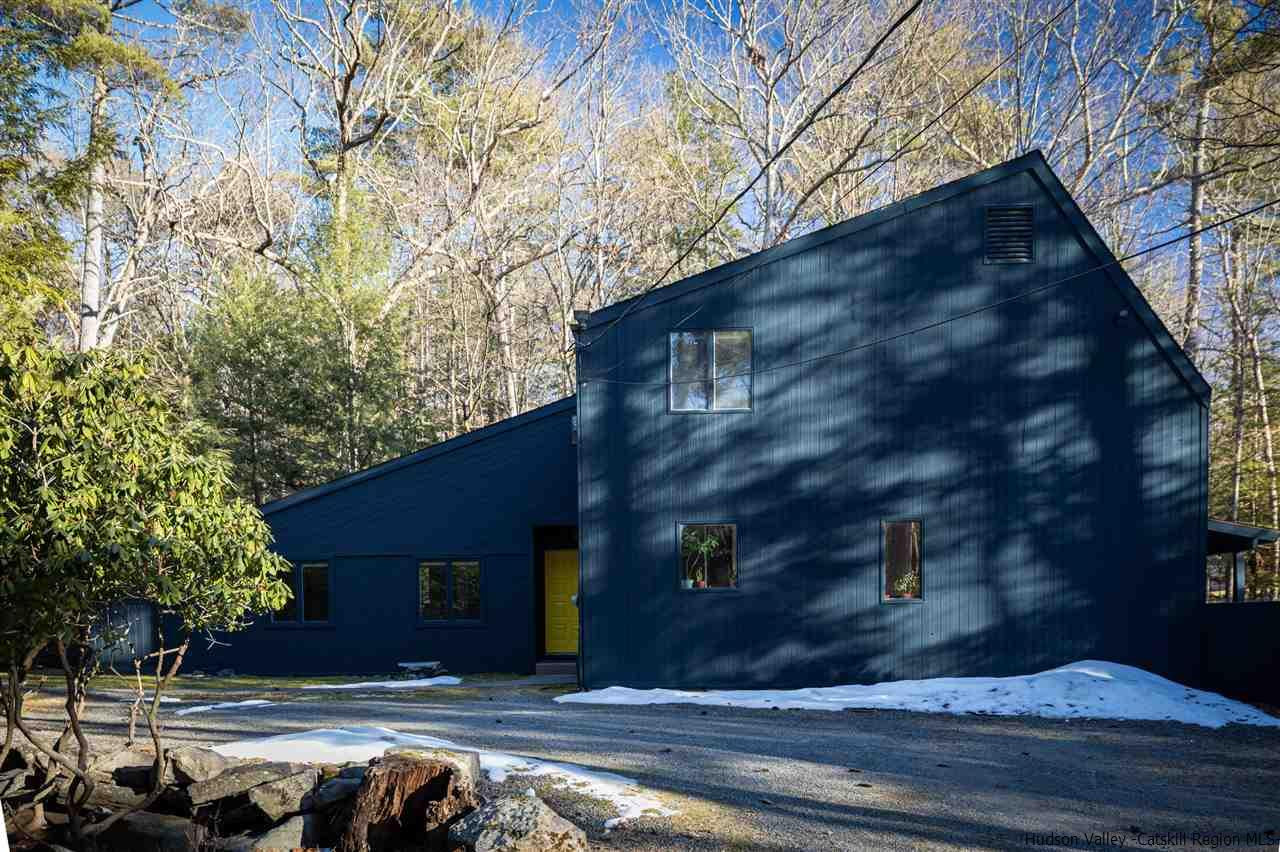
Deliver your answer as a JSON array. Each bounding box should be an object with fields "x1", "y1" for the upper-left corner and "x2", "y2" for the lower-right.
[{"x1": 2, "y1": 0, "x2": 1278, "y2": 594}]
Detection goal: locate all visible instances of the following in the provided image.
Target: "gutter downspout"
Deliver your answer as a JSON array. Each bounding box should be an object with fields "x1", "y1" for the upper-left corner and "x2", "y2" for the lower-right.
[{"x1": 570, "y1": 310, "x2": 591, "y2": 691}]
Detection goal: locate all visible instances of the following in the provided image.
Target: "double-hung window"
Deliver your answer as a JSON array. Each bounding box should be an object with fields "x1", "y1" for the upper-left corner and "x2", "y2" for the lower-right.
[
  {"x1": 419, "y1": 560, "x2": 482, "y2": 622},
  {"x1": 669, "y1": 330, "x2": 752, "y2": 411},
  {"x1": 273, "y1": 562, "x2": 331, "y2": 623}
]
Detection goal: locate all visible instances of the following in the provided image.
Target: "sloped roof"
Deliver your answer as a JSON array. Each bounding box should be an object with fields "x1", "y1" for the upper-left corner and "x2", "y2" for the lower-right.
[
  {"x1": 261, "y1": 396, "x2": 575, "y2": 516},
  {"x1": 1208, "y1": 519, "x2": 1280, "y2": 554},
  {"x1": 579, "y1": 150, "x2": 1210, "y2": 405}
]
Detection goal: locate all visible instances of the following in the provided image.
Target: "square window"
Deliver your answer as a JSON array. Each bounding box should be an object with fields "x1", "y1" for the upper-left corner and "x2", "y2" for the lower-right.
[
  {"x1": 883, "y1": 521, "x2": 922, "y2": 601},
  {"x1": 419, "y1": 560, "x2": 483, "y2": 621},
  {"x1": 680, "y1": 524, "x2": 737, "y2": 589},
  {"x1": 670, "y1": 330, "x2": 752, "y2": 411}
]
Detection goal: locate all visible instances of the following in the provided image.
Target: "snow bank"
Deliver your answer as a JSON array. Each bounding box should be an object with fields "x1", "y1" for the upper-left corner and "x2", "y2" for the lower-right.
[
  {"x1": 555, "y1": 660, "x2": 1280, "y2": 729},
  {"x1": 301, "y1": 676, "x2": 461, "y2": 690},
  {"x1": 213, "y1": 726, "x2": 673, "y2": 828},
  {"x1": 175, "y1": 699, "x2": 276, "y2": 716}
]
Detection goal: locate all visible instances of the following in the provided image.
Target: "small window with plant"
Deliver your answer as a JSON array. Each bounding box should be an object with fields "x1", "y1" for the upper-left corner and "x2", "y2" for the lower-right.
[
  {"x1": 680, "y1": 524, "x2": 737, "y2": 589},
  {"x1": 883, "y1": 521, "x2": 922, "y2": 601}
]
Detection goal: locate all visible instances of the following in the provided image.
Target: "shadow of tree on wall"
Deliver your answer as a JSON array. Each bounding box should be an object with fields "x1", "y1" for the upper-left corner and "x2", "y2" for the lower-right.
[{"x1": 580, "y1": 167, "x2": 1205, "y2": 690}]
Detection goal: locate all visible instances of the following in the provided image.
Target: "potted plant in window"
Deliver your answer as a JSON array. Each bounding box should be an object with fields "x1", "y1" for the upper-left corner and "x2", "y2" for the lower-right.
[{"x1": 685, "y1": 528, "x2": 721, "y2": 589}]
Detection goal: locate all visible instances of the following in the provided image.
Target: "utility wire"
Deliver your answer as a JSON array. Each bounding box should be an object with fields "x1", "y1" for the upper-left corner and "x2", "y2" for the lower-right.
[
  {"x1": 572, "y1": 0, "x2": 924, "y2": 353},
  {"x1": 574, "y1": 0, "x2": 1073, "y2": 355},
  {"x1": 832, "y1": 0, "x2": 1073, "y2": 211},
  {"x1": 580, "y1": 194, "x2": 1280, "y2": 388}
]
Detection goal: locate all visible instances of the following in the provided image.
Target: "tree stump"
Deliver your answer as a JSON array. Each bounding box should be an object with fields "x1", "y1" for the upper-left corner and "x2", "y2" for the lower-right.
[{"x1": 337, "y1": 751, "x2": 480, "y2": 852}]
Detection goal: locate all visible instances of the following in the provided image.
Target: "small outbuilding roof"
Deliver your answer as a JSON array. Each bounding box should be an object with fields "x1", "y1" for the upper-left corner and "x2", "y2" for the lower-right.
[{"x1": 1207, "y1": 519, "x2": 1280, "y2": 555}]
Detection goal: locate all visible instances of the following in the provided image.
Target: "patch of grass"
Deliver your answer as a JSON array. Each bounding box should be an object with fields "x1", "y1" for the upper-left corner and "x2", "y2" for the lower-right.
[
  {"x1": 460, "y1": 672, "x2": 526, "y2": 683},
  {"x1": 83, "y1": 669, "x2": 532, "y2": 694}
]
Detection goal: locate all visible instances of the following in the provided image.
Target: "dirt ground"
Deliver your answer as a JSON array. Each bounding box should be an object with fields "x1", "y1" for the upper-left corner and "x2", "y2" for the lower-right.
[{"x1": 20, "y1": 678, "x2": 1280, "y2": 851}]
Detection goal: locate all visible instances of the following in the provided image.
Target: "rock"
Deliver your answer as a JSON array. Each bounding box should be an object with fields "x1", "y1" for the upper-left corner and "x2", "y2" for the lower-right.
[
  {"x1": 91, "y1": 745, "x2": 156, "y2": 777},
  {"x1": 245, "y1": 768, "x2": 320, "y2": 821},
  {"x1": 188, "y1": 761, "x2": 307, "y2": 806},
  {"x1": 397, "y1": 661, "x2": 444, "y2": 676},
  {"x1": 255, "y1": 813, "x2": 318, "y2": 849},
  {"x1": 0, "y1": 767, "x2": 31, "y2": 797},
  {"x1": 8, "y1": 802, "x2": 49, "y2": 842},
  {"x1": 99, "y1": 811, "x2": 201, "y2": 852},
  {"x1": 55, "y1": 776, "x2": 151, "y2": 810},
  {"x1": 306, "y1": 776, "x2": 362, "y2": 810},
  {"x1": 219, "y1": 813, "x2": 320, "y2": 851},
  {"x1": 170, "y1": 746, "x2": 240, "y2": 785},
  {"x1": 449, "y1": 797, "x2": 588, "y2": 852},
  {"x1": 337, "y1": 750, "x2": 480, "y2": 851},
  {"x1": 1, "y1": 741, "x2": 41, "y2": 772},
  {"x1": 338, "y1": 764, "x2": 368, "y2": 780}
]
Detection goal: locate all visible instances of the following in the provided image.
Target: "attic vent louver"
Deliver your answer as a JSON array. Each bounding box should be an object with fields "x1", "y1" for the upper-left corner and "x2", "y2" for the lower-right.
[{"x1": 984, "y1": 206, "x2": 1034, "y2": 263}]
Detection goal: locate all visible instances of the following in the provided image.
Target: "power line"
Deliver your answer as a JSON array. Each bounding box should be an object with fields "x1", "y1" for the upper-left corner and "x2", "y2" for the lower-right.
[
  {"x1": 580, "y1": 194, "x2": 1280, "y2": 388},
  {"x1": 575, "y1": 1, "x2": 1076, "y2": 354},
  {"x1": 572, "y1": 0, "x2": 924, "y2": 353},
  {"x1": 832, "y1": 1, "x2": 1074, "y2": 211}
]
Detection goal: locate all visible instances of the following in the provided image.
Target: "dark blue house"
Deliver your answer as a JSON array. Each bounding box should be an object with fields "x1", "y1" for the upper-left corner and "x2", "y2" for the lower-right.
[{"x1": 183, "y1": 152, "x2": 1275, "y2": 693}]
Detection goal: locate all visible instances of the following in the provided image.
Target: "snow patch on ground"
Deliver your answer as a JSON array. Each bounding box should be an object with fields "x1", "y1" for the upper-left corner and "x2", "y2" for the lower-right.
[
  {"x1": 556, "y1": 660, "x2": 1280, "y2": 729},
  {"x1": 212, "y1": 726, "x2": 673, "y2": 828},
  {"x1": 301, "y1": 676, "x2": 461, "y2": 690},
  {"x1": 116, "y1": 695, "x2": 182, "y2": 703},
  {"x1": 175, "y1": 699, "x2": 276, "y2": 716}
]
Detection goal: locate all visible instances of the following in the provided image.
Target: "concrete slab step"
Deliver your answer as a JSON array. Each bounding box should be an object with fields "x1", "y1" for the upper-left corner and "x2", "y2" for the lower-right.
[{"x1": 536, "y1": 660, "x2": 576, "y2": 676}]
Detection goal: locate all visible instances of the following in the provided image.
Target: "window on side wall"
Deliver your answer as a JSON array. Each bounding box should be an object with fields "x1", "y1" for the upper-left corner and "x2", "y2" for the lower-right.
[
  {"x1": 302, "y1": 562, "x2": 330, "y2": 622},
  {"x1": 670, "y1": 330, "x2": 752, "y2": 411},
  {"x1": 419, "y1": 560, "x2": 483, "y2": 621},
  {"x1": 679, "y1": 524, "x2": 737, "y2": 589},
  {"x1": 1205, "y1": 553, "x2": 1233, "y2": 603},
  {"x1": 883, "y1": 521, "x2": 922, "y2": 601},
  {"x1": 273, "y1": 562, "x2": 331, "y2": 623}
]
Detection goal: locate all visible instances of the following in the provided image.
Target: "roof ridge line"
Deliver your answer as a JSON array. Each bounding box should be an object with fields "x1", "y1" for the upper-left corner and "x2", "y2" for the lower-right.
[{"x1": 262, "y1": 396, "x2": 576, "y2": 516}]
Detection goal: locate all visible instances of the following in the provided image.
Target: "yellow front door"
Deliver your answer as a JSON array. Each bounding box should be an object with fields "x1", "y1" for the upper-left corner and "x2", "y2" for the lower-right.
[{"x1": 544, "y1": 549, "x2": 579, "y2": 655}]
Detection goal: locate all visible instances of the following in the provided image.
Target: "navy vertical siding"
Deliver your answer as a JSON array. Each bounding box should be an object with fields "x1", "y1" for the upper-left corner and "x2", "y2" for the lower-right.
[
  {"x1": 577, "y1": 153, "x2": 1209, "y2": 689},
  {"x1": 182, "y1": 399, "x2": 578, "y2": 676},
  {"x1": 1199, "y1": 602, "x2": 1280, "y2": 704}
]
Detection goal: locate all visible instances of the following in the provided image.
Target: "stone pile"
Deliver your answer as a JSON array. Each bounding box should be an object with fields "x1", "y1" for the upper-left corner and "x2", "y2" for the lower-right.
[{"x1": 3, "y1": 741, "x2": 588, "y2": 851}]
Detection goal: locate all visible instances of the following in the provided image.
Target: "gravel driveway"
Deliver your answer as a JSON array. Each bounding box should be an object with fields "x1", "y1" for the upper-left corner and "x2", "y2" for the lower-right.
[{"x1": 37, "y1": 685, "x2": 1280, "y2": 850}]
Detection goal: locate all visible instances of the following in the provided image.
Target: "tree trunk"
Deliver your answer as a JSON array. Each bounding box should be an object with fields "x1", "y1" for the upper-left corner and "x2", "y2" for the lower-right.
[
  {"x1": 1247, "y1": 327, "x2": 1280, "y2": 597},
  {"x1": 79, "y1": 72, "x2": 109, "y2": 352},
  {"x1": 1230, "y1": 342, "x2": 1246, "y2": 522},
  {"x1": 337, "y1": 752, "x2": 479, "y2": 852},
  {"x1": 1179, "y1": 90, "x2": 1210, "y2": 363},
  {"x1": 1225, "y1": 240, "x2": 1245, "y2": 520},
  {"x1": 491, "y1": 286, "x2": 520, "y2": 418}
]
